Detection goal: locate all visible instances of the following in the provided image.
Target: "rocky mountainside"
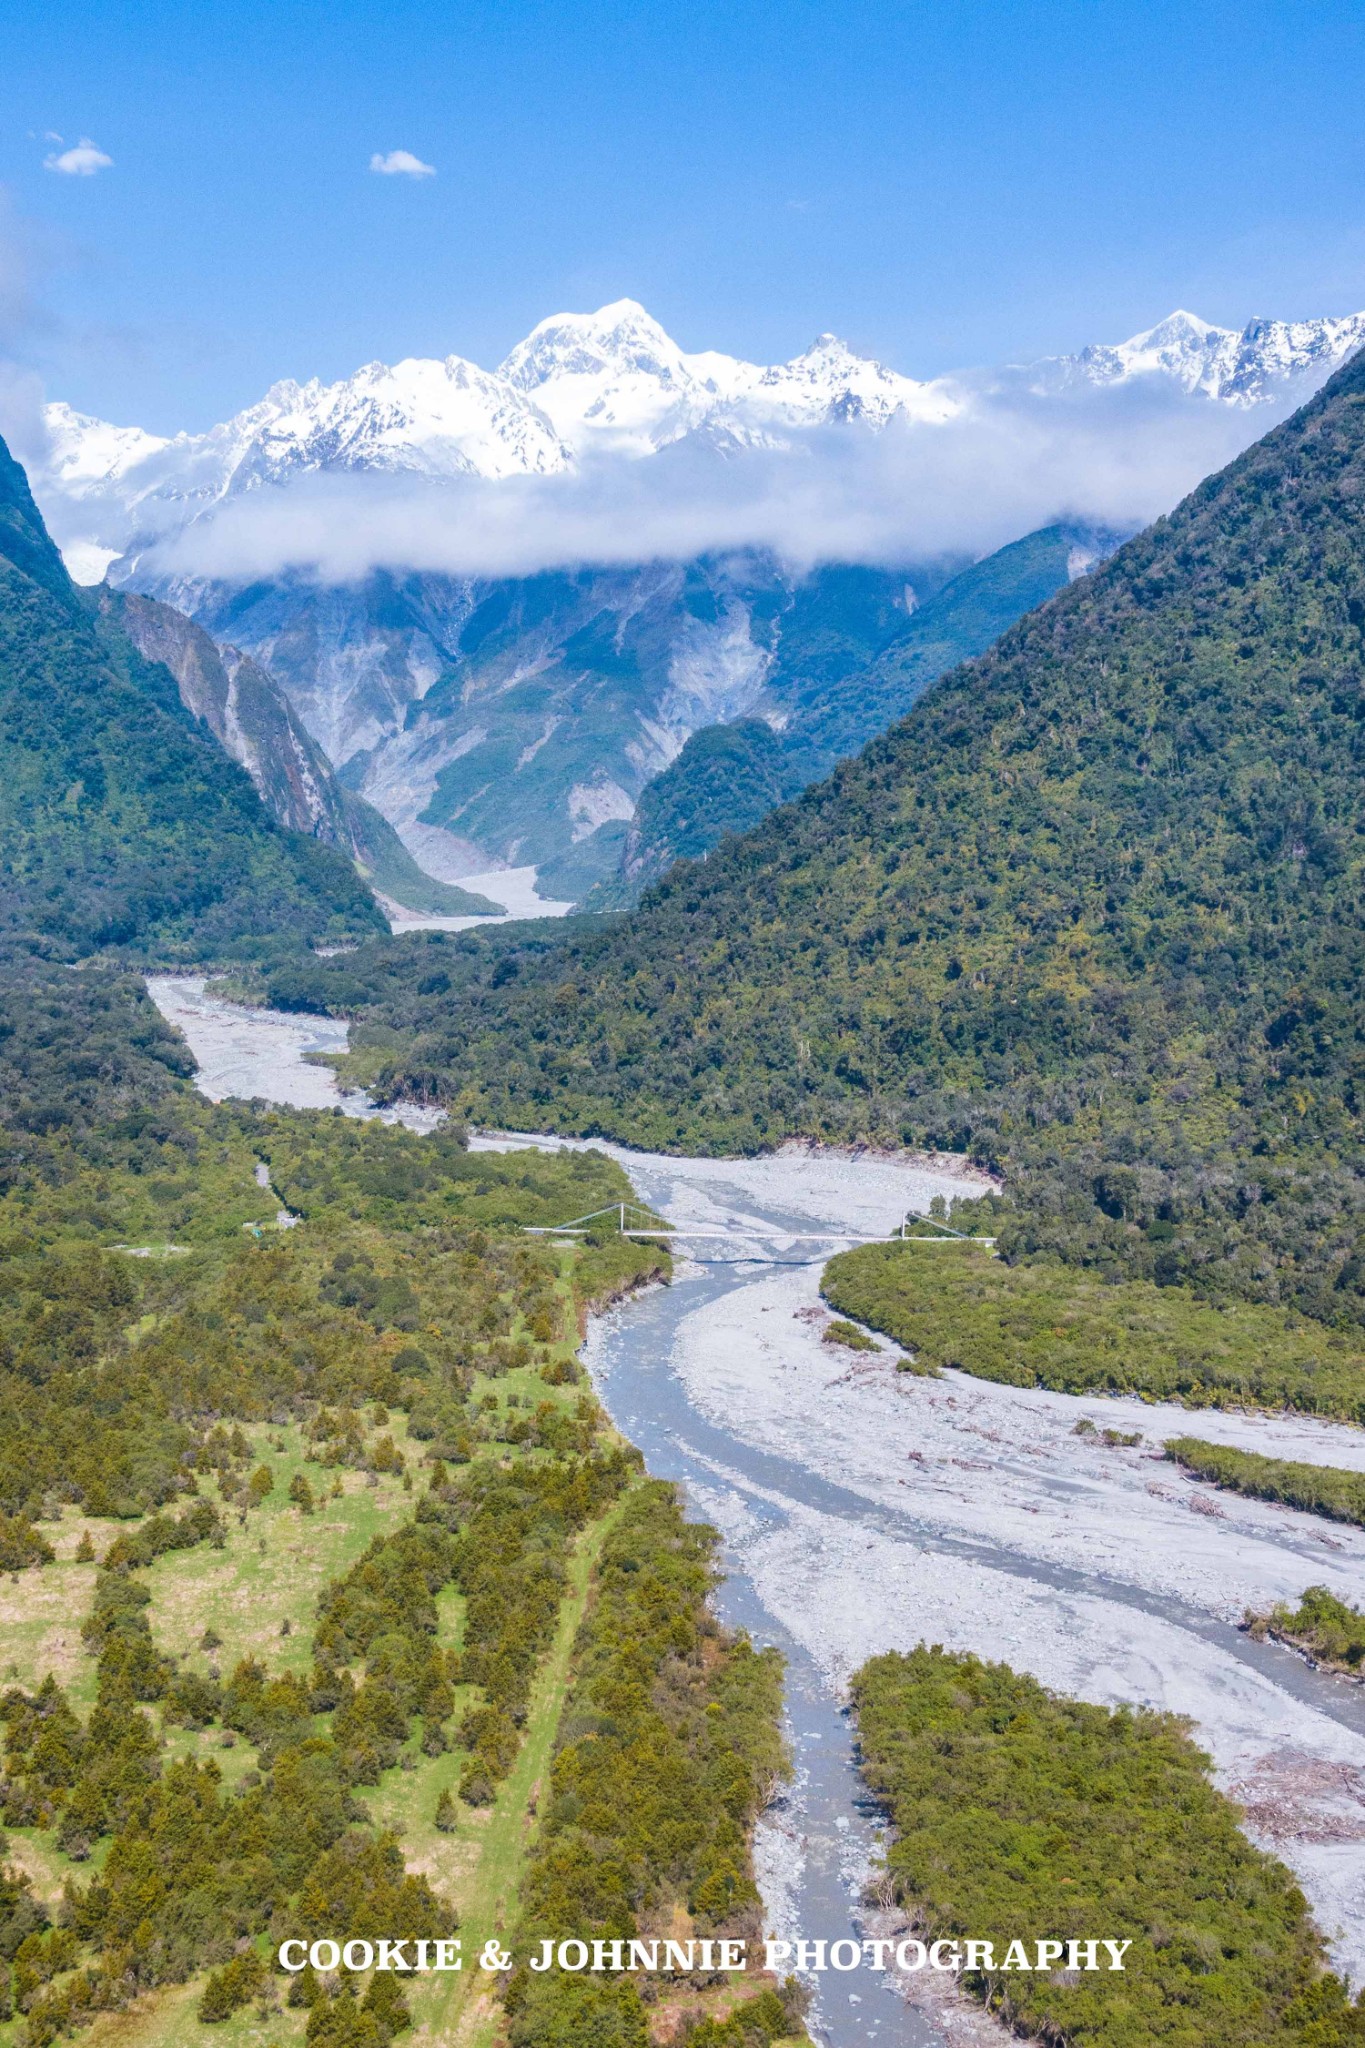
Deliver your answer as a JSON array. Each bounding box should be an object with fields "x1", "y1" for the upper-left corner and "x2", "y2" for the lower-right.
[
  {"x1": 0, "y1": 436, "x2": 383, "y2": 960},
  {"x1": 170, "y1": 539, "x2": 1113, "y2": 905},
  {"x1": 30, "y1": 300, "x2": 1365, "y2": 902},
  {"x1": 151, "y1": 555, "x2": 920, "y2": 898},
  {"x1": 105, "y1": 590, "x2": 353, "y2": 841},
  {"x1": 102, "y1": 591, "x2": 498, "y2": 917}
]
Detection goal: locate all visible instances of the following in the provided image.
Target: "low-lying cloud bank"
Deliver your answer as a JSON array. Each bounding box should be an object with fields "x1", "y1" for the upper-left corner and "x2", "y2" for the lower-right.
[{"x1": 129, "y1": 379, "x2": 1289, "y2": 587}]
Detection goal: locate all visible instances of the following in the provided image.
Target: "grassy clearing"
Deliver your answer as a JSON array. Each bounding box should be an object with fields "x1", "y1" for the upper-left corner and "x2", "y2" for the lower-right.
[
  {"x1": 822, "y1": 1240, "x2": 1365, "y2": 1421},
  {"x1": 401, "y1": 1494, "x2": 627, "y2": 2048},
  {"x1": 1, "y1": 1549, "x2": 103, "y2": 1707},
  {"x1": 141, "y1": 1420, "x2": 416, "y2": 1678}
]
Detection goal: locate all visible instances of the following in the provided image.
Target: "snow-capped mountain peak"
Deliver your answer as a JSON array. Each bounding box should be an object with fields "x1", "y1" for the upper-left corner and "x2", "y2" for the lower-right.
[
  {"x1": 1131, "y1": 309, "x2": 1220, "y2": 345},
  {"x1": 498, "y1": 302, "x2": 960, "y2": 452},
  {"x1": 42, "y1": 401, "x2": 169, "y2": 490},
  {"x1": 754, "y1": 331, "x2": 958, "y2": 427},
  {"x1": 497, "y1": 299, "x2": 733, "y2": 454},
  {"x1": 1037, "y1": 306, "x2": 1365, "y2": 405},
  {"x1": 200, "y1": 352, "x2": 572, "y2": 486},
  {"x1": 500, "y1": 297, "x2": 688, "y2": 389}
]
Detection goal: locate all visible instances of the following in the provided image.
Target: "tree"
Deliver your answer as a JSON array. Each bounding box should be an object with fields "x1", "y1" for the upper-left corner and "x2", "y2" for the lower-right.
[
  {"x1": 362, "y1": 1969, "x2": 412, "y2": 2037},
  {"x1": 288, "y1": 1960, "x2": 324, "y2": 2009},
  {"x1": 197, "y1": 1948, "x2": 266, "y2": 2021},
  {"x1": 306, "y1": 1979, "x2": 386, "y2": 2048}
]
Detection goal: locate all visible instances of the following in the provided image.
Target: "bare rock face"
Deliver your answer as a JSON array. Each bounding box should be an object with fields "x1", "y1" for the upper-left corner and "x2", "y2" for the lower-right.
[
  {"x1": 105, "y1": 590, "x2": 500, "y2": 919},
  {"x1": 109, "y1": 589, "x2": 351, "y2": 842}
]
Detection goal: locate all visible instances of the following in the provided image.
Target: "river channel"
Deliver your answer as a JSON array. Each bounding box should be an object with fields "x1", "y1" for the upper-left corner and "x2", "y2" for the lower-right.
[{"x1": 148, "y1": 975, "x2": 1365, "y2": 2044}]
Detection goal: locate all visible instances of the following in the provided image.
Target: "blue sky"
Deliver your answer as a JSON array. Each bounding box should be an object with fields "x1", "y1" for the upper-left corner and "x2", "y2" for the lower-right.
[{"x1": 4, "y1": 0, "x2": 1365, "y2": 432}]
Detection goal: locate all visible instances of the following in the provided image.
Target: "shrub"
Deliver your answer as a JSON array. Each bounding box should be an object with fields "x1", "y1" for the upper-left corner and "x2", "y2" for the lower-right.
[{"x1": 1167, "y1": 1438, "x2": 1365, "y2": 1528}]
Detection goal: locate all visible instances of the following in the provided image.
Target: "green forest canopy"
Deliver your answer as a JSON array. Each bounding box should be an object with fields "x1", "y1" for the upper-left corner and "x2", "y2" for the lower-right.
[{"x1": 852, "y1": 1646, "x2": 1365, "y2": 2046}]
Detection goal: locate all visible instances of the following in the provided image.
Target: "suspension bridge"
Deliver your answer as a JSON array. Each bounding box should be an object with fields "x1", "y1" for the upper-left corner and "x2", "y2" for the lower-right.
[{"x1": 521, "y1": 1201, "x2": 994, "y2": 1249}]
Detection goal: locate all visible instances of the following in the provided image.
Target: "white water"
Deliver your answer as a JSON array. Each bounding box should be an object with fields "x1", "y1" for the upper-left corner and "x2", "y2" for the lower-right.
[{"x1": 147, "y1": 979, "x2": 1365, "y2": 2036}]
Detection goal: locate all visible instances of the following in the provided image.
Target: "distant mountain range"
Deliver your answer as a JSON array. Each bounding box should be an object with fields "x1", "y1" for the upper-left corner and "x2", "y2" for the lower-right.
[
  {"x1": 1032, "y1": 307, "x2": 1365, "y2": 404},
  {"x1": 39, "y1": 299, "x2": 961, "y2": 578},
  {"x1": 40, "y1": 303, "x2": 1365, "y2": 576},
  {"x1": 27, "y1": 301, "x2": 1365, "y2": 902}
]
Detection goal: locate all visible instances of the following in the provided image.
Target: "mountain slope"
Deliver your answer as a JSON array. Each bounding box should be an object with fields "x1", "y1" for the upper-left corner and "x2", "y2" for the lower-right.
[
  {"x1": 786, "y1": 523, "x2": 1109, "y2": 773},
  {"x1": 104, "y1": 589, "x2": 355, "y2": 841},
  {"x1": 103, "y1": 590, "x2": 498, "y2": 916},
  {"x1": 591, "y1": 718, "x2": 805, "y2": 906},
  {"x1": 277, "y1": 346, "x2": 1365, "y2": 1321},
  {"x1": 0, "y1": 436, "x2": 384, "y2": 959},
  {"x1": 584, "y1": 526, "x2": 1105, "y2": 902}
]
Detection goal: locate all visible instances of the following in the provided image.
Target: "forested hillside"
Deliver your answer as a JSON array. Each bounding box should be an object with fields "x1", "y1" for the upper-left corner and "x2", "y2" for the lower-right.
[
  {"x1": 268, "y1": 348, "x2": 1365, "y2": 1325},
  {"x1": 0, "y1": 437, "x2": 382, "y2": 961},
  {"x1": 588, "y1": 525, "x2": 1097, "y2": 904}
]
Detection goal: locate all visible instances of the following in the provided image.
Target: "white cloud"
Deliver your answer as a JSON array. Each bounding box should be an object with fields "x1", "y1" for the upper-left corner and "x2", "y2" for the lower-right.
[
  {"x1": 0, "y1": 360, "x2": 48, "y2": 472},
  {"x1": 142, "y1": 381, "x2": 1281, "y2": 589},
  {"x1": 44, "y1": 138, "x2": 113, "y2": 177},
  {"x1": 369, "y1": 149, "x2": 435, "y2": 179}
]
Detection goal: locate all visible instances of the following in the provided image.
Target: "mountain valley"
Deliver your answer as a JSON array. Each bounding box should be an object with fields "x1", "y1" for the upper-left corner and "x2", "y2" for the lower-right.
[
  {"x1": 29, "y1": 299, "x2": 1365, "y2": 906},
  {"x1": 273, "y1": 341, "x2": 1365, "y2": 1335},
  {"x1": 4, "y1": 323, "x2": 1365, "y2": 2048},
  {"x1": 12, "y1": 9, "x2": 1365, "y2": 2043}
]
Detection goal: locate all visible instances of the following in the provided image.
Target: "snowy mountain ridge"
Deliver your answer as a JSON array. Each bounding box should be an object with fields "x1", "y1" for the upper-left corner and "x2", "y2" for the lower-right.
[
  {"x1": 39, "y1": 297, "x2": 1365, "y2": 582},
  {"x1": 40, "y1": 297, "x2": 959, "y2": 547},
  {"x1": 1033, "y1": 307, "x2": 1365, "y2": 404}
]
